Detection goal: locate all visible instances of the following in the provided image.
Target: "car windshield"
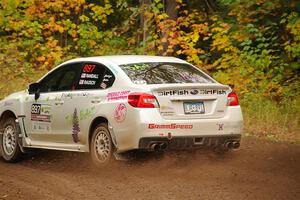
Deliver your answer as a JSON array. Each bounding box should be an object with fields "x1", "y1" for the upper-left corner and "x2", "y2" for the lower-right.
[{"x1": 120, "y1": 62, "x2": 214, "y2": 84}]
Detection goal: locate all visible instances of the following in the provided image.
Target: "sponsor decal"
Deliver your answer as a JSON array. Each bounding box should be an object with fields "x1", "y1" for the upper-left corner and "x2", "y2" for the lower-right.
[
  {"x1": 61, "y1": 92, "x2": 89, "y2": 99},
  {"x1": 160, "y1": 105, "x2": 175, "y2": 116},
  {"x1": 157, "y1": 89, "x2": 226, "y2": 96},
  {"x1": 81, "y1": 73, "x2": 99, "y2": 79},
  {"x1": 217, "y1": 123, "x2": 224, "y2": 131},
  {"x1": 107, "y1": 90, "x2": 130, "y2": 101},
  {"x1": 72, "y1": 108, "x2": 80, "y2": 143},
  {"x1": 103, "y1": 74, "x2": 113, "y2": 82},
  {"x1": 148, "y1": 124, "x2": 193, "y2": 129},
  {"x1": 104, "y1": 74, "x2": 113, "y2": 79},
  {"x1": 32, "y1": 122, "x2": 51, "y2": 132},
  {"x1": 65, "y1": 106, "x2": 96, "y2": 124},
  {"x1": 114, "y1": 103, "x2": 127, "y2": 123},
  {"x1": 4, "y1": 101, "x2": 13, "y2": 106},
  {"x1": 31, "y1": 104, "x2": 52, "y2": 133},
  {"x1": 190, "y1": 89, "x2": 199, "y2": 95},
  {"x1": 31, "y1": 104, "x2": 51, "y2": 122},
  {"x1": 100, "y1": 74, "x2": 114, "y2": 89},
  {"x1": 100, "y1": 82, "x2": 107, "y2": 89},
  {"x1": 79, "y1": 79, "x2": 96, "y2": 85},
  {"x1": 158, "y1": 90, "x2": 189, "y2": 96}
]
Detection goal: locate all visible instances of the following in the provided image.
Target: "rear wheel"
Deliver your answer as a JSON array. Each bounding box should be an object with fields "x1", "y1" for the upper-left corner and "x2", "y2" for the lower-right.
[
  {"x1": 90, "y1": 123, "x2": 113, "y2": 167},
  {"x1": 0, "y1": 118, "x2": 23, "y2": 162}
]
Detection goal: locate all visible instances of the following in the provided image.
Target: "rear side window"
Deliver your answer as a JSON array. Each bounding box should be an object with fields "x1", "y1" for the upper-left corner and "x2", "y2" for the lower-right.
[
  {"x1": 120, "y1": 62, "x2": 214, "y2": 84},
  {"x1": 76, "y1": 63, "x2": 115, "y2": 90}
]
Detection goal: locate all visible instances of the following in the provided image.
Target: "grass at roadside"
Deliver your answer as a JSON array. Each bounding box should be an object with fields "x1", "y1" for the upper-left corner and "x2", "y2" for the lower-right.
[{"x1": 241, "y1": 96, "x2": 300, "y2": 143}]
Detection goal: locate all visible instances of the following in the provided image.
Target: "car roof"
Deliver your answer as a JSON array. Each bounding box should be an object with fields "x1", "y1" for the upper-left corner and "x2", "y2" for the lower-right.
[{"x1": 64, "y1": 55, "x2": 188, "y2": 66}]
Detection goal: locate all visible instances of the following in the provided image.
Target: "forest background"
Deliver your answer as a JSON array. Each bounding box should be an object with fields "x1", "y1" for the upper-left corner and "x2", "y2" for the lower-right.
[{"x1": 0, "y1": 0, "x2": 299, "y2": 142}]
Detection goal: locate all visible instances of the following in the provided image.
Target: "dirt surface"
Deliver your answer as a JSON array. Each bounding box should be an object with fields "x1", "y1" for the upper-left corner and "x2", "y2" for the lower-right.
[{"x1": 0, "y1": 137, "x2": 299, "y2": 200}]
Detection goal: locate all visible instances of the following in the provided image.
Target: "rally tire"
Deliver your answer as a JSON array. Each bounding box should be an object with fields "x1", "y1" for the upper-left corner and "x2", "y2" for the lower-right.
[
  {"x1": 90, "y1": 123, "x2": 114, "y2": 167},
  {"x1": 0, "y1": 118, "x2": 23, "y2": 162}
]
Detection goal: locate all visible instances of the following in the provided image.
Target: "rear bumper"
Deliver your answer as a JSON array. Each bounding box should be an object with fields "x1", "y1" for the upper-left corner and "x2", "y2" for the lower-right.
[
  {"x1": 139, "y1": 134, "x2": 241, "y2": 150},
  {"x1": 113, "y1": 106, "x2": 243, "y2": 152}
]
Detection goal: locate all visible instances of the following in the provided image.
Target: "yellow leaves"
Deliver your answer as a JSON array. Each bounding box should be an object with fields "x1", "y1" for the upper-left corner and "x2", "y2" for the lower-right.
[
  {"x1": 89, "y1": 3, "x2": 113, "y2": 24},
  {"x1": 156, "y1": 13, "x2": 168, "y2": 21},
  {"x1": 36, "y1": 56, "x2": 45, "y2": 62},
  {"x1": 79, "y1": 15, "x2": 90, "y2": 22},
  {"x1": 46, "y1": 39, "x2": 58, "y2": 48},
  {"x1": 70, "y1": 30, "x2": 77, "y2": 38},
  {"x1": 161, "y1": 38, "x2": 167, "y2": 43},
  {"x1": 57, "y1": 26, "x2": 64, "y2": 33},
  {"x1": 158, "y1": 45, "x2": 163, "y2": 51},
  {"x1": 89, "y1": 40, "x2": 96, "y2": 46},
  {"x1": 210, "y1": 15, "x2": 218, "y2": 22}
]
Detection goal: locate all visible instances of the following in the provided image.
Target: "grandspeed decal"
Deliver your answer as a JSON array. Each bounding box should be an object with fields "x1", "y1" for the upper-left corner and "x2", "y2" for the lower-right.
[
  {"x1": 157, "y1": 89, "x2": 226, "y2": 96},
  {"x1": 148, "y1": 124, "x2": 193, "y2": 129}
]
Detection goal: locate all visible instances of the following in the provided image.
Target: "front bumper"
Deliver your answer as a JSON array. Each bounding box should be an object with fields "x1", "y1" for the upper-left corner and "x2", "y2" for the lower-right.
[{"x1": 139, "y1": 134, "x2": 241, "y2": 150}]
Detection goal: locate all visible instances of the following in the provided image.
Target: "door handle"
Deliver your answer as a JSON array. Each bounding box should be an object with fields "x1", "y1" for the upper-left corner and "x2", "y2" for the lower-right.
[{"x1": 54, "y1": 100, "x2": 64, "y2": 105}]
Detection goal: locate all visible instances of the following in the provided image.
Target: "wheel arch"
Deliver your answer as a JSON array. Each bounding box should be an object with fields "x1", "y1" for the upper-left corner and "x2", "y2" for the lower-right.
[{"x1": 0, "y1": 110, "x2": 17, "y2": 133}]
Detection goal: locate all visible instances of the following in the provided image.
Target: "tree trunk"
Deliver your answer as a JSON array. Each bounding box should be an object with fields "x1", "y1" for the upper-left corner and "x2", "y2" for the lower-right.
[
  {"x1": 166, "y1": 0, "x2": 177, "y2": 20},
  {"x1": 139, "y1": 0, "x2": 151, "y2": 51}
]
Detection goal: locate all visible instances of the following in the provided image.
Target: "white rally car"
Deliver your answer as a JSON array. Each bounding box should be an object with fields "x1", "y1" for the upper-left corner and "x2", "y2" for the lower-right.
[{"x1": 0, "y1": 55, "x2": 243, "y2": 166}]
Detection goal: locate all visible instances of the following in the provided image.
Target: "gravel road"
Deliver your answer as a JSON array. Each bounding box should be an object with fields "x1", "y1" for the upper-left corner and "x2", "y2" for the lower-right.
[{"x1": 0, "y1": 137, "x2": 299, "y2": 200}]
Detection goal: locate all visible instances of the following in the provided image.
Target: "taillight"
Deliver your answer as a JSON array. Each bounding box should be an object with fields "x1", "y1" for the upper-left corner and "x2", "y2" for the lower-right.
[
  {"x1": 227, "y1": 92, "x2": 239, "y2": 106},
  {"x1": 128, "y1": 93, "x2": 159, "y2": 108}
]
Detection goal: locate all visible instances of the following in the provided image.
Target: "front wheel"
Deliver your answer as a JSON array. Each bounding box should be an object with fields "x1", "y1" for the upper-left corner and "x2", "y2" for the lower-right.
[
  {"x1": 0, "y1": 118, "x2": 23, "y2": 162},
  {"x1": 90, "y1": 123, "x2": 114, "y2": 167}
]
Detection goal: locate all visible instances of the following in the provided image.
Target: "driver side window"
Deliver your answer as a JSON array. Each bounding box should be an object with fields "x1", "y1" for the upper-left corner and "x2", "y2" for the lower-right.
[{"x1": 39, "y1": 63, "x2": 81, "y2": 93}]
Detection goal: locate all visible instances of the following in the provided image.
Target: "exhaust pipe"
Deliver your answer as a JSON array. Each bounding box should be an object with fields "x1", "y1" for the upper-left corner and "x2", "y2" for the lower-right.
[
  {"x1": 232, "y1": 141, "x2": 240, "y2": 149},
  {"x1": 150, "y1": 143, "x2": 160, "y2": 150},
  {"x1": 159, "y1": 143, "x2": 168, "y2": 150},
  {"x1": 224, "y1": 141, "x2": 234, "y2": 149}
]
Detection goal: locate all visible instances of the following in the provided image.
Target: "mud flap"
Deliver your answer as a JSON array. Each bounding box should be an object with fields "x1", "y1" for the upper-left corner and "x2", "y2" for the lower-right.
[
  {"x1": 16, "y1": 116, "x2": 31, "y2": 153},
  {"x1": 108, "y1": 123, "x2": 118, "y2": 149}
]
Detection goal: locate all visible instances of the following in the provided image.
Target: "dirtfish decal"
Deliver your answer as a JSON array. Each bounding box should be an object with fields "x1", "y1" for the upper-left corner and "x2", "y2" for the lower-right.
[{"x1": 157, "y1": 89, "x2": 226, "y2": 96}]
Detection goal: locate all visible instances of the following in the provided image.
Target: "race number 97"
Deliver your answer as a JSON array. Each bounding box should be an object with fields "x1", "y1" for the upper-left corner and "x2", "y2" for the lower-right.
[{"x1": 31, "y1": 104, "x2": 41, "y2": 114}]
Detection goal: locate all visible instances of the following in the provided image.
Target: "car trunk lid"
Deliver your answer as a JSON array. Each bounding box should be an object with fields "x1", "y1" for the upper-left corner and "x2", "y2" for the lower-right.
[{"x1": 149, "y1": 83, "x2": 230, "y2": 119}]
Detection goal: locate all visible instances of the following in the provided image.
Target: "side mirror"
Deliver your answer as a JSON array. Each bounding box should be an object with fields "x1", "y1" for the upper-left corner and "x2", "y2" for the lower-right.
[{"x1": 28, "y1": 83, "x2": 41, "y2": 100}]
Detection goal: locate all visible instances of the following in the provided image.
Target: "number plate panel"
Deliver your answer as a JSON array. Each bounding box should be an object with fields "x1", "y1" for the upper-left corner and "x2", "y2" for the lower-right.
[{"x1": 183, "y1": 102, "x2": 205, "y2": 114}]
